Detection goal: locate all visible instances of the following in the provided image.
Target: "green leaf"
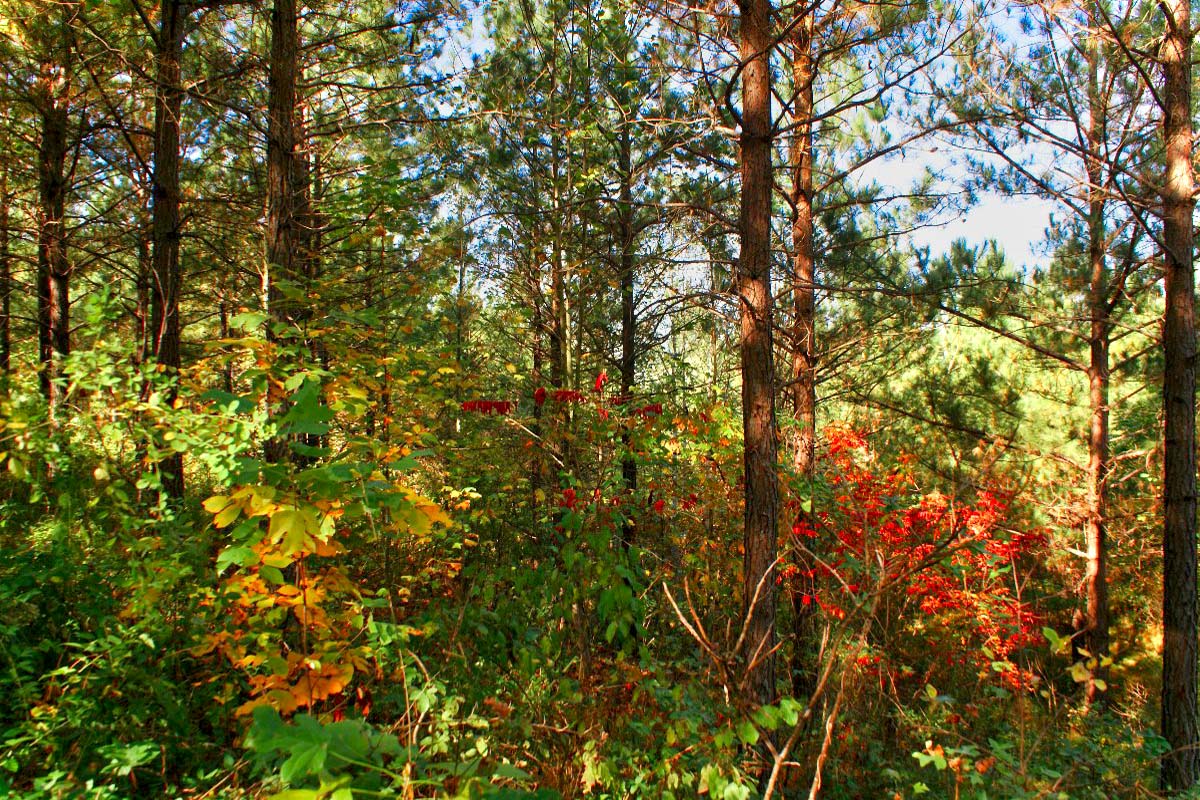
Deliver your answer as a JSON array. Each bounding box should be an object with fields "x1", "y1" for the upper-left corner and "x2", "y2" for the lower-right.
[
  {"x1": 231, "y1": 311, "x2": 268, "y2": 331},
  {"x1": 779, "y1": 697, "x2": 802, "y2": 726},
  {"x1": 260, "y1": 565, "x2": 286, "y2": 584},
  {"x1": 216, "y1": 545, "x2": 259, "y2": 573},
  {"x1": 278, "y1": 716, "x2": 330, "y2": 783},
  {"x1": 736, "y1": 720, "x2": 759, "y2": 745},
  {"x1": 279, "y1": 381, "x2": 336, "y2": 436},
  {"x1": 492, "y1": 763, "x2": 532, "y2": 781},
  {"x1": 1042, "y1": 626, "x2": 1064, "y2": 653}
]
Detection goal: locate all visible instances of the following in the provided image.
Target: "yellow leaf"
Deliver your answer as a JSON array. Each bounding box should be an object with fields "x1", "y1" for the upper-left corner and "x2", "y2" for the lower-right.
[
  {"x1": 290, "y1": 662, "x2": 353, "y2": 707},
  {"x1": 270, "y1": 508, "x2": 320, "y2": 554},
  {"x1": 205, "y1": 496, "x2": 241, "y2": 528},
  {"x1": 203, "y1": 495, "x2": 230, "y2": 513},
  {"x1": 419, "y1": 503, "x2": 452, "y2": 528}
]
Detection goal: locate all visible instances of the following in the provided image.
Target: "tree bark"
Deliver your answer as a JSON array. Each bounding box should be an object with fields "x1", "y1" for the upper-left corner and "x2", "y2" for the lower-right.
[
  {"x1": 738, "y1": 0, "x2": 779, "y2": 708},
  {"x1": 1160, "y1": 0, "x2": 1199, "y2": 789},
  {"x1": 619, "y1": 124, "x2": 637, "y2": 548},
  {"x1": 267, "y1": 0, "x2": 300, "y2": 317},
  {"x1": 37, "y1": 84, "x2": 70, "y2": 417},
  {"x1": 0, "y1": 167, "x2": 10, "y2": 387},
  {"x1": 1083, "y1": 194, "x2": 1110, "y2": 705},
  {"x1": 788, "y1": 16, "x2": 817, "y2": 700},
  {"x1": 1081, "y1": 29, "x2": 1109, "y2": 703},
  {"x1": 264, "y1": 0, "x2": 301, "y2": 463},
  {"x1": 531, "y1": 258, "x2": 546, "y2": 501},
  {"x1": 135, "y1": 219, "x2": 151, "y2": 367},
  {"x1": 150, "y1": 0, "x2": 187, "y2": 497}
]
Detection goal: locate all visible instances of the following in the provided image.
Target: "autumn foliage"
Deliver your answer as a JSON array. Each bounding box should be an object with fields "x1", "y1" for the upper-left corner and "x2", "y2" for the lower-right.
[{"x1": 784, "y1": 424, "x2": 1046, "y2": 692}]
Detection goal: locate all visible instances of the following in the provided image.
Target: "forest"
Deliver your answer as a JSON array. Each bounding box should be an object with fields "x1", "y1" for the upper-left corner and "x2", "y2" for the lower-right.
[{"x1": 0, "y1": 0, "x2": 1196, "y2": 796}]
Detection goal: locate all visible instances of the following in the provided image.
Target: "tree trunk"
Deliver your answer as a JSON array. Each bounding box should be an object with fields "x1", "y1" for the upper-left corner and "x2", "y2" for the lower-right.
[
  {"x1": 619, "y1": 124, "x2": 637, "y2": 548},
  {"x1": 267, "y1": 0, "x2": 300, "y2": 316},
  {"x1": 219, "y1": 282, "x2": 232, "y2": 393},
  {"x1": 1083, "y1": 203, "x2": 1110, "y2": 704},
  {"x1": 37, "y1": 90, "x2": 70, "y2": 417},
  {"x1": 135, "y1": 219, "x2": 151, "y2": 367},
  {"x1": 264, "y1": 0, "x2": 300, "y2": 464},
  {"x1": 531, "y1": 261, "x2": 546, "y2": 501},
  {"x1": 150, "y1": 0, "x2": 186, "y2": 498},
  {"x1": 1160, "y1": 0, "x2": 1199, "y2": 789},
  {"x1": 1082, "y1": 34, "x2": 1109, "y2": 703},
  {"x1": 788, "y1": 17, "x2": 817, "y2": 700},
  {"x1": 738, "y1": 0, "x2": 778, "y2": 708},
  {"x1": 0, "y1": 167, "x2": 10, "y2": 387}
]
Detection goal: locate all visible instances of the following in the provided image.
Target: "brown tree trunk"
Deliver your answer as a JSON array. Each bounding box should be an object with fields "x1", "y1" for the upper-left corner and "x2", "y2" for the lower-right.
[
  {"x1": 264, "y1": 0, "x2": 301, "y2": 464},
  {"x1": 135, "y1": 220, "x2": 151, "y2": 367},
  {"x1": 267, "y1": 0, "x2": 300, "y2": 314},
  {"x1": 531, "y1": 262, "x2": 546, "y2": 501},
  {"x1": 1084, "y1": 204, "x2": 1110, "y2": 704},
  {"x1": 788, "y1": 17, "x2": 817, "y2": 700},
  {"x1": 150, "y1": 0, "x2": 186, "y2": 497},
  {"x1": 1082, "y1": 35, "x2": 1109, "y2": 703},
  {"x1": 0, "y1": 167, "x2": 10, "y2": 387},
  {"x1": 294, "y1": 98, "x2": 324, "y2": 461},
  {"x1": 219, "y1": 283, "x2": 232, "y2": 393},
  {"x1": 37, "y1": 88, "x2": 70, "y2": 417},
  {"x1": 737, "y1": 0, "x2": 779, "y2": 708},
  {"x1": 1160, "y1": 0, "x2": 1199, "y2": 789},
  {"x1": 618, "y1": 125, "x2": 637, "y2": 548}
]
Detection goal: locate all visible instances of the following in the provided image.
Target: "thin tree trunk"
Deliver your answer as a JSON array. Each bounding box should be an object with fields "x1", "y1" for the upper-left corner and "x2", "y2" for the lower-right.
[
  {"x1": 531, "y1": 267, "x2": 545, "y2": 501},
  {"x1": 1160, "y1": 0, "x2": 1198, "y2": 789},
  {"x1": 0, "y1": 167, "x2": 10, "y2": 387},
  {"x1": 150, "y1": 0, "x2": 186, "y2": 498},
  {"x1": 293, "y1": 98, "x2": 323, "y2": 461},
  {"x1": 738, "y1": 0, "x2": 779, "y2": 708},
  {"x1": 788, "y1": 17, "x2": 817, "y2": 700},
  {"x1": 1082, "y1": 34, "x2": 1109, "y2": 703},
  {"x1": 135, "y1": 220, "x2": 151, "y2": 367},
  {"x1": 37, "y1": 90, "x2": 69, "y2": 417},
  {"x1": 219, "y1": 283, "x2": 232, "y2": 393},
  {"x1": 618, "y1": 125, "x2": 637, "y2": 548}
]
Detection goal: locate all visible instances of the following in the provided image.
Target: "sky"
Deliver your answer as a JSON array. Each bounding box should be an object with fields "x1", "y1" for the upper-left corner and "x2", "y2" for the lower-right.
[
  {"x1": 910, "y1": 194, "x2": 1056, "y2": 271},
  {"x1": 857, "y1": 139, "x2": 1058, "y2": 273}
]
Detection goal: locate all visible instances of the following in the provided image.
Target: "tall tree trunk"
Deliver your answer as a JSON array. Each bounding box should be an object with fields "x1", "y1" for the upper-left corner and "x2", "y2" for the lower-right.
[
  {"x1": 549, "y1": 141, "x2": 568, "y2": 393},
  {"x1": 531, "y1": 260, "x2": 546, "y2": 501},
  {"x1": 788, "y1": 17, "x2": 817, "y2": 700},
  {"x1": 264, "y1": 0, "x2": 300, "y2": 463},
  {"x1": 267, "y1": 0, "x2": 300, "y2": 315},
  {"x1": 0, "y1": 167, "x2": 10, "y2": 387},
  {"x1": 737, "y1": 0, "x2": 778, "y2": 708},
  {"x1": 150, "y1": 0, "x2": 186, "y2": 498},
  {"x1": 618, "y1": 125, "x2": 637, "y2": 548},
  {"x1": 135, "y1": 219, "x2": 151, "y2": 367},
  {"x1": 294, "y1": 99, "x2": 324, "y2": 460},
  {"x1": 1160, "y1": 0, "x2": 1198, "y2": 789},
  {"x1": 1082, "y1": 34, "x2": 1109, "y2": 704},
  {"x1": 219, "y1": 282, "x2": 232, "y2": 393},
  {"x1": 37, "y1": 88, "x2": 69, "y2": 417}
]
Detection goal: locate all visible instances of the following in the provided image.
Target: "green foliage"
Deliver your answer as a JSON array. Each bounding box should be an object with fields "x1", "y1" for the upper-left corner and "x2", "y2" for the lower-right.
[{"x1": 0, "y1": 0, "x2": 1181, "y2": 794}]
